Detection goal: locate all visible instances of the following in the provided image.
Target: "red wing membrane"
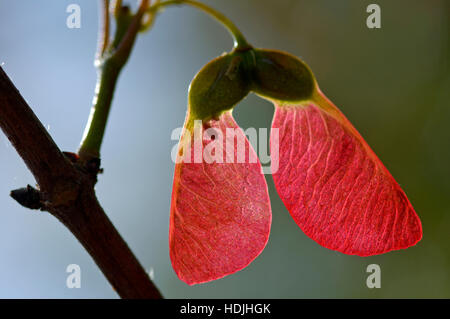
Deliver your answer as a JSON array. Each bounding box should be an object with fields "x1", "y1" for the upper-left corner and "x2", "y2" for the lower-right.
[
  {"x1": 170, "y1": 112, "x2": 271, "y2": 285},
  {"x1": 270, "y1": 92, "x2": 422, "y2": 256}
]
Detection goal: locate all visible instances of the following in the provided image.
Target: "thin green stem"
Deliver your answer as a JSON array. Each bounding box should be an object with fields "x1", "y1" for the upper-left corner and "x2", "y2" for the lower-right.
[
  {"x1": 149, "y1": 0, "x2": 251, "y2": 50},
  {"x1": 79, "y1": 62, "x2": 120, "y2": 159},
  {"x1": 98, "y1": 0, "x2": 110, "y2": 58},
  {"x1": 79, "y1": 0, "x2": 149, "y2": 160}
]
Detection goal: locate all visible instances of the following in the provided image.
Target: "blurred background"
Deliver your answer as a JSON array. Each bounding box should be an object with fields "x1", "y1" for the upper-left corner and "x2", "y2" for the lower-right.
[{"x1": 0, "y1": 0, "x2": 448, "y2": 298}]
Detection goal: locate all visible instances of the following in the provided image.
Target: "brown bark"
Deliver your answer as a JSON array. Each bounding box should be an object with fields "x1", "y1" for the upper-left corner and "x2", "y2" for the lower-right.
[{"x1": 0, "y1": 67, "x2": 162, "y2": 299}]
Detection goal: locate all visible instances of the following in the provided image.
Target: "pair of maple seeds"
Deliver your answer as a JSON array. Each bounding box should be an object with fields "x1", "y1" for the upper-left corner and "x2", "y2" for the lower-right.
[{"x1": 164, "y1": 1, "x2": 422, "y2": 285}]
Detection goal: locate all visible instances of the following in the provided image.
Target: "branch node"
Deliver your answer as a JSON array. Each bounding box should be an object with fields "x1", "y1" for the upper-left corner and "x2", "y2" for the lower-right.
[{"x1": 10, "y1": 185, "x2": 43, "y2": 210}]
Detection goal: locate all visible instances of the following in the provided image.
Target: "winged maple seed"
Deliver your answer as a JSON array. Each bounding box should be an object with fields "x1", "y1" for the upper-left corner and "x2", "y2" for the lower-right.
[
  {"x1": 270, "y1": 89, "x2": 422, "y2": 256},
  {"x1": 168, "y1": 46, "x2": 422, "y2": 285},
  {"x1": 170, "y1": 112, "x2": 271, "y2": 285}
]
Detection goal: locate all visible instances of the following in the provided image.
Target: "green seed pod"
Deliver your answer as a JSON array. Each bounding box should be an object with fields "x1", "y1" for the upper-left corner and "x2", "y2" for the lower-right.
[
  {"x1": 250, "y1": 49, "x2": 315, "y2": 103},
  {"x1": 188, "y1": 52, "x2": 251, "y2": 123}
]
